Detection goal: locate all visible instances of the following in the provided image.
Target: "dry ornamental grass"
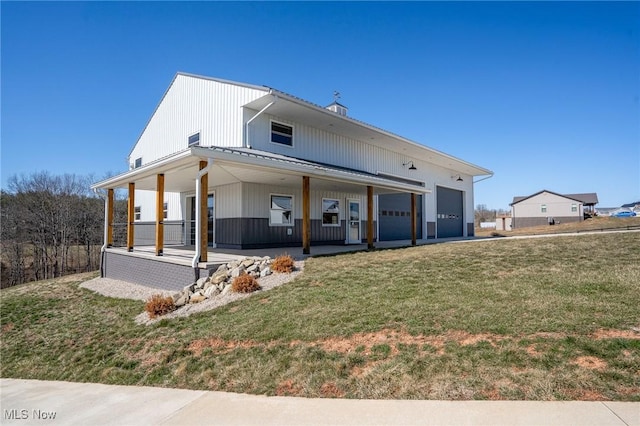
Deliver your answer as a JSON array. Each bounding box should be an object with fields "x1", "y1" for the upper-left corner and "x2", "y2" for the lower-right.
[
  {"x1": 271, "y1": 254, "x2": 295, "y2": 273},
  {"x1": 144, "y1": 294, "x2": 176, "y2": 318},
  {"x1": 232, "y1": 274, "x2": 261, "y2": 293}
]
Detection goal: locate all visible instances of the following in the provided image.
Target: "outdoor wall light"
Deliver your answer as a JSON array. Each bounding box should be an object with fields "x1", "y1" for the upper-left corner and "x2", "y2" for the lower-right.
[
  {"x1": 452, "y1": 174, "x2": 463, "y2": 182},
  {"x1": 403, "y1": 161, "x2": 417, "y2": 171}
]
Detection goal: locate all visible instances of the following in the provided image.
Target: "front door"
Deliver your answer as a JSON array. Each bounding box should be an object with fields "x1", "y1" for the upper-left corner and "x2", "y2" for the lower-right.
[
  {"x1": 347, "y1": 199, "x2": 361, "y2": 244},
  {"x1": 189, "y1": 194, "x2": 215, "y2": 246}
]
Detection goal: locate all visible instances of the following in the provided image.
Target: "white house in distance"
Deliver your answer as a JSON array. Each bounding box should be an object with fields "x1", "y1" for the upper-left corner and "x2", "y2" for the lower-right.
[
  {"x1": 92, "y1": 73, "x2": 492, "y2": 289},
  {"x1": 510, "y1": 190, "x2": 598, "y2": 229}
]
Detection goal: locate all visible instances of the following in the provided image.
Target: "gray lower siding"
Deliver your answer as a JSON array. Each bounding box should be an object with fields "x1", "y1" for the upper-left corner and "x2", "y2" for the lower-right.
[
  {"x1": 512, "y1": 216, "x2": 582, "y2": 229},
  {"x1": 426, "y1": 222, "x2": 436, "y2": 239},
  {"x1": 467, "y1": 223, "x2": 474, "y2": 237},
  {"x1": 216, "y1": 218, "x2": 377, "y2": 249},
  {"x1": 102, "y1": 251, "x2": 215, "y2": 291}
]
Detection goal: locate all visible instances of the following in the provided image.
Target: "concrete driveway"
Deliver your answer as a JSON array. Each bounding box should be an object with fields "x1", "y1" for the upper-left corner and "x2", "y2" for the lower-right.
[{"x1": 1, "y1": 379, "x2": 638, "y2": 426}]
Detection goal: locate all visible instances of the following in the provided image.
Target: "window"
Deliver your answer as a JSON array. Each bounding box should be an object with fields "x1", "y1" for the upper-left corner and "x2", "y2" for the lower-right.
[
  {"x1": 134, "y1": 157, "x2": 142, "y2": 169},
  {"x1": 134, "y1": 206, "x2": 141, "y2": 221},
  {"x1": 188, "y1": 132, "x2": 200, "y2": 146},
  {"x1": 271, "y1": 121, "x2": 293, "y2": 146},
  {"x1": 270, "y1": 195, "x2": 293, "y2": 226},
  {"x1": 571, "y1": 204, "x2": 577, "y2": 212},
  {"x1": 541, "y1": 204, "x2": 547, "y2": 213},
  {"x1": 163, "y1": 202, "x2": 168, "y2": 219},
  {"x1": 322, "y1": 198, "x2": 340, "y2": 226}
]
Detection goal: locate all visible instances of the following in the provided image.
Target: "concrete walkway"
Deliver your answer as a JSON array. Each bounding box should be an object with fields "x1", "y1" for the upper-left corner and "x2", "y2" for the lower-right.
[{"x1": 1, "y1": 379, "x2": 638, "y2": 426}]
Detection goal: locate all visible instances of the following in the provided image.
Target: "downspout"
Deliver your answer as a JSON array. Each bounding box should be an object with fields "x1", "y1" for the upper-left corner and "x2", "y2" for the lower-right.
[
  {"x1": 95, "y1": 188, "x2": 108, "y2": 278},
  {"x1": 192, "y1": 159, "x2": 213, "y2": 279},
  {"x1": 466, "y1": 173, "x2": 494, "y2": 238},
  {"x1": 244, "y1": 94, "x2": 277, "y2": 148}
]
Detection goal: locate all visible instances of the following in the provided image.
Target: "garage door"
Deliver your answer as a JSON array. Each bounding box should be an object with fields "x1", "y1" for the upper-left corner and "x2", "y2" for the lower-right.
[
  {"x1": 436, "y1": 186, "x2": 463, "y2": 238},
  {"x1": 378, "y1": 193, "x2": 422, "y2": 241}
]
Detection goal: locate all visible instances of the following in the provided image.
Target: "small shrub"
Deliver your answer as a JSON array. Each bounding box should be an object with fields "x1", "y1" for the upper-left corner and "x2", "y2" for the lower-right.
[
  {"x1": 145, "y1": 294, "x2": 176, "y2": 319},
  {"x1": 232, "y1": 273, "x2": 261, "y2": 293},
  {"x1": 272, "y1": 254, "x2": 295, "y2": 273}
]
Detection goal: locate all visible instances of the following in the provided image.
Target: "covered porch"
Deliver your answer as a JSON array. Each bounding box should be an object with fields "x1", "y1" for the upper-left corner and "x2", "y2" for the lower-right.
[{"x1": 93, "y1": 146, "x2": 429, "y2": 289}]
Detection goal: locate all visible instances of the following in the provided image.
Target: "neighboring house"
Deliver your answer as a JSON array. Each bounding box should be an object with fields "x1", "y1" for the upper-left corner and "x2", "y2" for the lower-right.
[
  {"x1": 92, "y1": 73, "x2": 492, "y2": 287},
  {"x1": 510, "y1": 190, "x2": 598, "y2": 229},
  {"x1": 621, "y1": 201, "x2": 640, "y2": 214}
]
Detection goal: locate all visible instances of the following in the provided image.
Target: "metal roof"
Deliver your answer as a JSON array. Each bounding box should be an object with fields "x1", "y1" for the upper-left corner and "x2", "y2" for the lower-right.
[
  {"x1": 93, "y1": 146, "x2": 430, "y2": 195},
  {"x1": 511, "y1": 190, "x2": 599, "y2": 206}
]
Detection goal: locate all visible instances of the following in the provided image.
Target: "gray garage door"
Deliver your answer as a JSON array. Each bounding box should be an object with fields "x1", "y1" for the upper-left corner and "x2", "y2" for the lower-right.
[
  {"x1": 378, "y1": 193, "x2": 422, "y2": 241},
  {"x1": 436, "y1": 186, "x2": 463, "y2": 238}
]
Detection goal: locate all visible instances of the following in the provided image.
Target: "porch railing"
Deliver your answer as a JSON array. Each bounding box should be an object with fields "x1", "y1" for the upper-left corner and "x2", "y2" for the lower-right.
[{"x1": 111, "y1": 221, "x2": 186, "y2": 247}]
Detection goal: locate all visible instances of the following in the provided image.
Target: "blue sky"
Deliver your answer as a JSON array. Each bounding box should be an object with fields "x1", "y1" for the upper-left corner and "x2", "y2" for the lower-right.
[{"x1": 2, "y1": 1, "x2": 638, "y2": 209}]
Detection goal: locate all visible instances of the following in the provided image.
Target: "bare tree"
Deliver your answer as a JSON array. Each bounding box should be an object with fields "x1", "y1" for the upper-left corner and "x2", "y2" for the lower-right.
[{"x1": 2, "y1": 172, "x2": 105, "y2": 287}]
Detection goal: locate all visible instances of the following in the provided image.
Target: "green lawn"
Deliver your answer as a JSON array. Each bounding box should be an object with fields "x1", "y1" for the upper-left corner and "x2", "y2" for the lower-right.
[{"x1": 1, "y1": 232, "x2": 639, "y2": 400}]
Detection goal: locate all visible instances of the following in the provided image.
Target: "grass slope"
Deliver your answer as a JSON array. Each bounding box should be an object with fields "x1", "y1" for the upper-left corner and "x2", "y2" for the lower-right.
[{"x1": 1, "y1": 233, "x2": 639, "y2": 400}]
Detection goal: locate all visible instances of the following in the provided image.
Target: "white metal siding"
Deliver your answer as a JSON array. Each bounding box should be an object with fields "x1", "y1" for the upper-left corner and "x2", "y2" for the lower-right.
[
  {"x1": 129, "y1": 75, "x2": 267, "y2": 167},
  {"x1": 213, "y1": 183, "x2": 242, "y2": 219},
  {"x1": 133, "y1": 190, "x2": 181, "y2": 221},
  {"x1": 248, "y1": 112, "x2": 474, "y2": 227}
]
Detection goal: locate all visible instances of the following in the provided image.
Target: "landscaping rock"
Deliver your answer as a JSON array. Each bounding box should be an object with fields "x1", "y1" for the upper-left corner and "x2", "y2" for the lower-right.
[
  {"x1": 260, "y1": 267, "x2": 272, "y2": 277},
  {"x1": 204, "y1": 286, "x2": 221, "y2": 298},
  {"x1": 190, "y1": 294, "x2": 206, "y2": 304},
  {"x1": 165, "y1": 256, "x2": 280, "y2": 310},
  {"x1": 214, "y1": 264, "x2": 228, "y2": 274},
  {"x1": 196, "y1": 277, "x2": 208, "y2": 289},
  {"x1": 230, "y1": 265, "x2": 245, "y2": 278},
  {"x1": 241, "y1": 258, "x2": 255, "y2": 268},
  {"x1": 174, "y1": 291, "x2": 189, "y2": 307},
  {"x1": 210, "y1": 272, "x2": 228, "y2": 285}
]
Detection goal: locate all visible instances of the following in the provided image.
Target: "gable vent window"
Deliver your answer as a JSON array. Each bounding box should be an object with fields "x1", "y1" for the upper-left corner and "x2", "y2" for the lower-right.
[
  {"x1": 271, "y1": 122, "x2": 293, "y2": 146},
  {"x1": 134, "y1": 157, "x2": 142, "y2": 169},
  {"x1": 188, "y1": 132, "x2": 200, "y2": 147}
]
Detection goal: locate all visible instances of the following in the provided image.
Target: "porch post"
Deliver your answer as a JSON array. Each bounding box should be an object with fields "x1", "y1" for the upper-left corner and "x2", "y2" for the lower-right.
[
  {"x1": 127, "y1": 182, "x2": 135, "y2": 252},
  {"x1": 302, "y1": 176, "x2": 310, "y2": 255},
  {"x1": 155, "y1": 174, "x2": 164, "y2": 256},
  {"x1": 107, "y1": 188, "x2": 114, "y2": 248},
  {"x1": 367, "y1": 185, "x2": 374, "y2": 250},
  {"x1": 411, "y1": 192, "x2": 417, "y2": 246},
  {"x1": 199, "y1": 161, "x2": 208, "y2": 262}
]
